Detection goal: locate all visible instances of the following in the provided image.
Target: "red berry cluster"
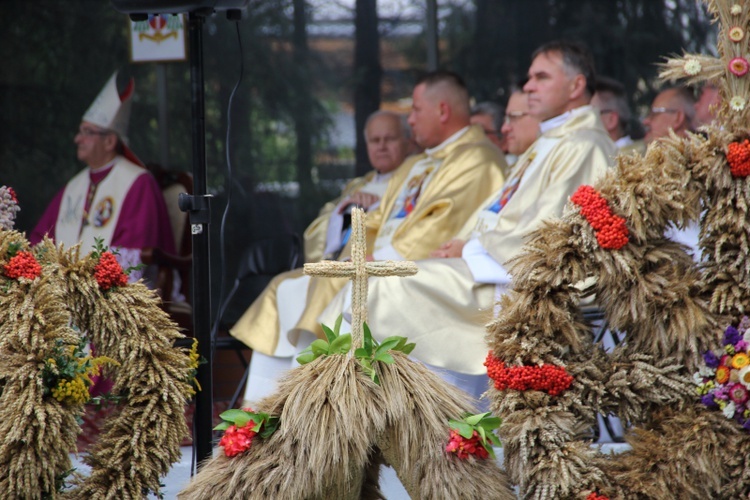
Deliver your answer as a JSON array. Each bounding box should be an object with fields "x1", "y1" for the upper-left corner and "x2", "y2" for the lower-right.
[
  {"x1": 3, "y1": 251, "x2": 41, "y2": 280},
  {"x1": 94, "y1": 251, "x2": 128, "y2": 290},
  {"x1": 219, "y1": 424, "x2": 257, "y2": 457},
  {"x1": 571, "y1": 185, "x2": 629, "y2": 250},
  {"x1": 586, "y1": 493, "x2": 609, "y2": 500},
  {"x1": 485, "y1": 352, "x2": 574, "y2": 397},
  {"x1": 726, "y1": 139, "x2": 750, "y2": 177},
  {"x1": 7, "y1": 187, "x2": 17, "y2": 203},
  {"x1": 445, "y1": 429, "x2": 490, "y2": 459}
]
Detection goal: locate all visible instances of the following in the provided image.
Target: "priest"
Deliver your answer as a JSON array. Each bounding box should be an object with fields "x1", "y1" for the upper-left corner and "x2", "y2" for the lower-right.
[
  {"x1": 319, "y1": 40, "x2": 617, "y2": 398},
  {"x1": 233, "y1": 71, "x2": 508, "y2": 405},
  {"x1": 30, "y1": 71, "x2": 175, "y2": 277}
]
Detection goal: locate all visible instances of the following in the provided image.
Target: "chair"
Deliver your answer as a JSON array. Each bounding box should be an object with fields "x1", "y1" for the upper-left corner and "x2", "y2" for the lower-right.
[
  {"x1": 214, "y1": 233, "x2": 303, "y2": 408},
  {"x1": 140, "y1": 163, "x2": 193, "y2": 333},
  {"x1": 581, "y1": 303, "x2": 626, "y2": 444}
]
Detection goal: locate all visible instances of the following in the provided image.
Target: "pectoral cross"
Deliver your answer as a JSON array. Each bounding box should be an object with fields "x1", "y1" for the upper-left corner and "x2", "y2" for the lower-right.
[{"x1": 303, "y1": 208, "x2": 418, "y2": 348}]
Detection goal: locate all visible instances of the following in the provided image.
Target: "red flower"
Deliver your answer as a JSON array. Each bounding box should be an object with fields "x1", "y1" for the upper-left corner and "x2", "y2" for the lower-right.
[
  {"x1": 94, "y1": 252, "x2": 128, "y2": 290},
  {"x1": 727, "y1": 140, "x2": 750, "y2": 177},
  {"x1": 587, "y1": 493, "x2": 609, "y2": 500},
  {"x1": 485, "y1": 352, "x2": 574, "y2": 396},
  {"x1": 4, "y1": 251, "x2": 41, "y2": 280},
  {"x1": 7, "y1": 187, "x2": 17, "y2": 203},
  {"x1": 219, "y1": 424, "x2": 257, "y2": 457},
  {"x1": 571, "y1": 185, "x2": 629, "y2": 250},
  {"x1": 730, "y1": 383, "x2": 749, "y2": 405},
  {"x1": 445, "y1": 429, "x2": 490, "y2": 460},
  {"x1": 730, "y1": 57, "x2": 750, "y2": 77}
]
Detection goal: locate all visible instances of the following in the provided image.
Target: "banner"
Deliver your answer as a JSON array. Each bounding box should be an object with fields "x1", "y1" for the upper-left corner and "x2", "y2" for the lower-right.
[{"x1": 129, "y1": 14, "x2": 187, "y2": 63}]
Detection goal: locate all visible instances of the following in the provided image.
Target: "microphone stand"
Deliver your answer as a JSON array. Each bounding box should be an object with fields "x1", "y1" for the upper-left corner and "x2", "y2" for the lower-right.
[{"x1": 180, "y1": 9, "x2": 214, "y2": 467}]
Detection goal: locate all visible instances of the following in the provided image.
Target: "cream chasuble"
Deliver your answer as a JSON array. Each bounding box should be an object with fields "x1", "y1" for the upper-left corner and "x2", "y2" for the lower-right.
[
  {"x1": 231, "y1": 125, "x2": 506, "y2": 356},
  {"x1": 319, "y1": 106, "x2": 616, "y2": 375},
  {"x1": 55, "y1": 157, "x2": 145, "y2": 252}
]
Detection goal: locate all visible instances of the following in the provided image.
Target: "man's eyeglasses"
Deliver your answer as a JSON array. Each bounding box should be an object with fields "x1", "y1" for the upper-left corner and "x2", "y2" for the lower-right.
[
  {"x1": 76, "y1": 127, "x2": 113, "y2": 137},
  {"x1": 503, "y1": 111, "x2": 528, "y2": 125},
  {"x1": 647, "y1": 107, "x2": 678, "y2": 118}
]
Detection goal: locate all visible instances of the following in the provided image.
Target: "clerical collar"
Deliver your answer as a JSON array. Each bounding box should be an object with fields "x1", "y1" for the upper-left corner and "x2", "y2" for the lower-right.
[
  {"x1": 615, "y1": 135, "x2": 634, "y2": 148},
  {"x1": 373, "y1": 170, "x2": 395, "y2": 182},
  {"x1": 425, "y1": 126, "x2": 470, "y2": 156},
  {"x1": 89, "y1": 158, "x2": 117, "y2": 184},
  {"x1": 90, "y1": 158, "x2": 117, "y2": 174},
  {"x1": 539, "y1": 105, "x2": 592, "y2": 134}
]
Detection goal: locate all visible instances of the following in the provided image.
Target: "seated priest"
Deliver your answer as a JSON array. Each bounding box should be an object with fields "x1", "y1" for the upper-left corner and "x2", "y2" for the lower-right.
[
  {"x1": 232, "y1": 70, "x2": 509, "y2": 405},
  {"x1": 318, "y1": 40, "x2": 617, "y2": 400}
]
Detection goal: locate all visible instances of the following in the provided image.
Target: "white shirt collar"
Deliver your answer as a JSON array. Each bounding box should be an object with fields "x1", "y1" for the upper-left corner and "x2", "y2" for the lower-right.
[
  {"x1": 373, "y1": 170, "x2": 395, "y2": 182},
  {"x1": 615, "y1": 135, "x2": 634, "y2": 148},
  {"x1": 425, "y1": 126, "x2": 470, "y2": 156},
  {"x1": 539, "y1": 105, "x2": 592, "y2": 134}
]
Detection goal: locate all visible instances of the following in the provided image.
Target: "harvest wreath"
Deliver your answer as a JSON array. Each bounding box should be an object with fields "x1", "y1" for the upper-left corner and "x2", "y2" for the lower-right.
[
  {"x1": 486, "y1": 0, "x2": 750, "y2": 497},
  {"x1": 0, "y1": 186, "x2": 196, "y2": 498},
  {"x1": 179, "y1": 208, "x2": 516, "y2": 499}
]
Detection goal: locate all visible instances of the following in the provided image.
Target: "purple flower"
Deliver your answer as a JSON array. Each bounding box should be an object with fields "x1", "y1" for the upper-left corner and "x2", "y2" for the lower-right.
[
  {"x1": 701, "y1": 394, "x2": 719, "y2": 409},
  {"x1": 724, "y1": 325, "x2": 742, "y2": 346},
  {"x1": 743, "y1": 418, "x2": 750, "y2": 432},
  {"x1": 703, "y1": 350, "x2": 720, "y2": 368},
  {"x1": 715, "y1": 386, "x2": 730, "y2": 400},
  {"x1": 737, "y1": 340, "x2": 749, "y2": 352}
]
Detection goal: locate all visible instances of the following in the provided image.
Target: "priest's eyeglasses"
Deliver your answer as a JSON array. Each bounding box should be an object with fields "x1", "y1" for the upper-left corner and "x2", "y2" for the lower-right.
[
  {"x1": 504, "y1": 111, "x2": 528, "y2": 124},
  {"x1": 647, "y1": 107, "x2": 678, "y2": 118},
  {"x1": 76, "y1": 127, "x2": 113, "y2": 137}
]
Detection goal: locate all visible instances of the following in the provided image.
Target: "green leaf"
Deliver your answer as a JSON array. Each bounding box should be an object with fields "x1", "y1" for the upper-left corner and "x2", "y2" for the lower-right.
[
  {"x1": 399, "y1": 342, "x2": 416, "y2": 355},
  {"x1": 465, "y1": 412, "x2": 490, "y2": 426},
  {"x1": 450, "y1": 421, "x2": 474, "y2": 439},
  {"x1": 485, "y1": 443, "x2": 497, "y2": 459},
  {"x1": 334, "y1": 314, "x2": 344, "y2": 336},
  {"x1": 295, "y1": 352, "x2": 317, "y2": 365},
  {"x1": 213, "y1": 421, "x2": 230, "y2": 431},
  {"x1": 321, "y1": 324, "x2": 337, "y2": 344},
  {"x1": 234, "y1": 413, "x2": 253, "y2": 429},
  {"x1": 310, "y1": 339, "x2": 330, "y2": 356},
  {"x1": 376, "y1": 337, "x2": 401, "y2": 354},
  {"x1": 363, "y1": 322, "x2": 373, "y2": 353},
  {"x1": 247, "y1": 412, "x2": 266, "y2": 425},
  {"x1": 373, "y1": 352, "x2": 394, "y2": 364},
  {"x1": 359, "y1": 358, "x2": 373, "y2": 372},
  {"x1": 329, "y1": 333, "x2": 352, "y2": 354},
  {"x1": 477, "y1": 425, "x2": 487, "y2": 443},
  {"x1": 487, "y1": 432, "x2": 502, "y2": 447},
  {"x1": 219, "y1": 409, "x2": 251, "y2": 423},
  {"x1": 259, "y1": 417, "x2": 280, "y2": 439},
  {"x1": 479, "y1": 416, "x2": 502, "y2": 430},
  {"x1": 354, "y1": 347, "x2": 369, "y2": 358}
]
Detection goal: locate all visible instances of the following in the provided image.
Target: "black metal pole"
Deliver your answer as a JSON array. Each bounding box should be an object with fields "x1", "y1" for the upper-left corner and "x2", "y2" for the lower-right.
[
  {"x1": 187, "y1": 10, "x2": 214, "y2": 467},
  {"x1": 426, "y1": 0, "x2": 439, "y2": 71}
]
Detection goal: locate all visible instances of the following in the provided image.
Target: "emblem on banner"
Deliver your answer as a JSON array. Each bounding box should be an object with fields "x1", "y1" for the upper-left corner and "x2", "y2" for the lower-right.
[
  {"x1": 134, "y1": 14, "x2": 182, "y2": 44},
  {"x1": 92, "y1": 197, "x2": 115, "y2": 228}
]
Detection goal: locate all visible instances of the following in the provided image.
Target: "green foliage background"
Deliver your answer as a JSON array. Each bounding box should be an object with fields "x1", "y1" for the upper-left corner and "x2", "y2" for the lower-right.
[{"x1": 0, "y1": 0, "x2": 716, "y2": 317}]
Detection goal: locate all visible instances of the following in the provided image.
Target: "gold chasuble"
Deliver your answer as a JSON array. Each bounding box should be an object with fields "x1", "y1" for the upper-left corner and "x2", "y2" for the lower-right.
[
  {"x1": 232, "y1": 125, "x2": 506, "y2": 356},
  {"x1": 319, "y1": 106, "x2": 616, "y2": 374},
  {"x1": 291, "y1": 125, "x2": 507, "y2": 344}
]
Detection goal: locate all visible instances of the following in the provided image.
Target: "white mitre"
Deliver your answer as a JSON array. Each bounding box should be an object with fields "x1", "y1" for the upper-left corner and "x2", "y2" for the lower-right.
[{"x1": 82, "y1": 71, "x2": 134, "y2": 142}]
